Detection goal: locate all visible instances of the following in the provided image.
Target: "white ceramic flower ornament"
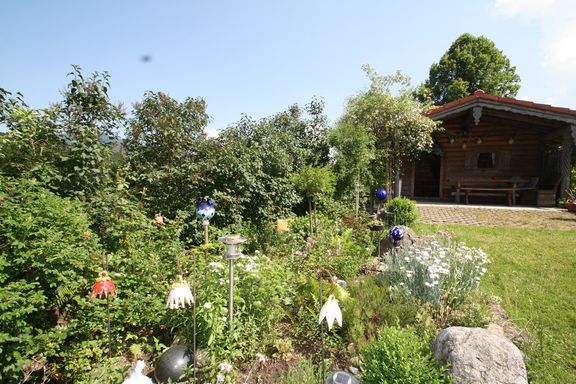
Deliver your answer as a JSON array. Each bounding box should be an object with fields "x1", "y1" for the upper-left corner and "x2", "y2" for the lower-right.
[
  {"x1": 318, "y1": 294, "x2": 342, "y2": 331},
  {"x1": 166, "y1": 275, "x2": 194, "y2": 309}
]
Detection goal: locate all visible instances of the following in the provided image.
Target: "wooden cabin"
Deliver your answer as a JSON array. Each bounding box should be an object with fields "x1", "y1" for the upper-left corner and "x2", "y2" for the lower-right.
[{"x1": 402, "y1": 90, "x2": 576, "y2": 206}]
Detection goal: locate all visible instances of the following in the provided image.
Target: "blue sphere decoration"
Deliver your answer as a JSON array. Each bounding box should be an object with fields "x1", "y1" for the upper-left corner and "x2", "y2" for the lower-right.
[
  {"x1": 376, "y1": 189, "x2": 387, "y2": 201},
  {"x1": 196, "y1": 197, "x2": 216, "y2": 221},
  {"x1": 389, "y1": 226, "x2": 404, "y2": 247},
  {"x1": 155, "y1": 345, "x2": 192, "y2": 383}
]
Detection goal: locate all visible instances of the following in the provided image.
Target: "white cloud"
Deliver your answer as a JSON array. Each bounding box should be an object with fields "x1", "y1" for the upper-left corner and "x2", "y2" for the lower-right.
[
  {"x1": 492, "y1": 0, "x2": 576, "y2": 73},
  {"x1": 491, "y1": 0, "x2": 576, "y2": 108},
  {"x1": 491, "y1": 0, "x2": 555, "y2": 21},
  {"x1": 541, "y1": 23, "x2": 576, "y2": 72}
]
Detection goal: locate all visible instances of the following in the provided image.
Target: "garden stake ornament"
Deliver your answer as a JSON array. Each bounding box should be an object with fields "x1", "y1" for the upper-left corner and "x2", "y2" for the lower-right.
[
  {"x1": 90, "y1": 253, "x2": 117, "y2": 357},
  {"x1": 389, "y1": 225, "x2": 405, "y2": 265},
  {"x1": 196, "y1": 197, "x2": 216, "y2": 244},
  {"x1": 165, "y1": 251, "x2": 198, "y2": 382}
]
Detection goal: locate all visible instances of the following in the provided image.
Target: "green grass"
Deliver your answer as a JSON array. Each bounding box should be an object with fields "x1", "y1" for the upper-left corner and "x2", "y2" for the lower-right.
[{"x1": 414, "y1": 224, "x2": 576, "y2": 384}]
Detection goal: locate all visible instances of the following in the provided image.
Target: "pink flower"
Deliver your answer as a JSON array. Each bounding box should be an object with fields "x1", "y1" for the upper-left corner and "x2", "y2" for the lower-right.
[
  {"x1": 256, "y1": 352, "x2": 267, "y2": 365},
  {"x1": 219, "y1": 362, "x2": 233, "y2": 373}
]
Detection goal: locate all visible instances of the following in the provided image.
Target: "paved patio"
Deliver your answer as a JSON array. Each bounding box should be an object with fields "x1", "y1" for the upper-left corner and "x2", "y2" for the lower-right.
[{"x1": 417, "y1": 202, "x2": 576, "y2": 230}]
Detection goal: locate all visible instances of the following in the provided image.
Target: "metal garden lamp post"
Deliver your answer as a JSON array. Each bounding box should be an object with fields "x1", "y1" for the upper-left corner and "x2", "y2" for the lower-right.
[{"x1": 218, "y1": 234, "x2": 246, "y2": 323}]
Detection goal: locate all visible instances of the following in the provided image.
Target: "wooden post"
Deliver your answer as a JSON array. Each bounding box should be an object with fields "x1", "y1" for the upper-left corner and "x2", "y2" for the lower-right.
[{"x1": 203, "y1": 220, "x2": 209, "y2": 244}]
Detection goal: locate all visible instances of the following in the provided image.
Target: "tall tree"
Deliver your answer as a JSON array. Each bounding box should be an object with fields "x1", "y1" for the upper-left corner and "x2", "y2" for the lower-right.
[
  {"x1": 124, "y1": 91, "x2": 210, "y2": 218},
  {"x1": 421, "y1": 33, "x2": 521, "y2": 104},
  {"x1": 341, "y1": 66, "x2": 441, "y2": 195},
  {"x1": 52, "y1": 65, "x2": 125, "y2": 197}
]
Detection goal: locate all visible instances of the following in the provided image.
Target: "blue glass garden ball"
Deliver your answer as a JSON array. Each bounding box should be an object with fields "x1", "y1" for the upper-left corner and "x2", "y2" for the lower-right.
[
  {"x1": 196, "y1": 197, "x2": 216, "y2": 221},
  {"x1": 376, "y1": 189, "x2": 387, "y2": 201},
  {"x1": 389, "y1": 226, "x2": 405, "y2": 247},
  {"x1": 155, "y1": 345, "x2": 192, "y2": 383}
]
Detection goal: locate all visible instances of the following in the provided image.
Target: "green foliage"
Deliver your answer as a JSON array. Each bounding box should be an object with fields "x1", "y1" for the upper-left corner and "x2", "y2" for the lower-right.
[
  {"x1": 329, "y1": 120, "x2": 375, "y2": 199},
  {"x1": 340, "y1": 66, "x2": 441, "y2": 189},
  {"x1": 51, "y1": 65, "x2": 125, "y2": 198},
  {"x1": 125, "y1": 91, "x2": 209, "y2": 218},
  {"x1": 342, "y1": 276, "x2": 420, "y2": 347},
  {"x1": 421, "y1": 33, "x2": 521, "y2": 104},
  {"x1": 291, "y1": 165, "x2": 335, "y2": 198},
  {"x1": 272, "y1": 356, "x2": 323, "y2": 384},
  {"x1": 362, "y1": 326, "x2": 452, "y2": 384},
  {"x1": 0, "y1": 103, "x2": 63, "y2": 186},
  {"x1": 385, "y1": 197, "x2": 418, "y2": 226},
  {"x1": 286, "y1": 215, "x2": 373, "y2": 280},
  {"x1": 0, "y1": 176, "x2": 101, "y2": 382},
  {"x1": 168, "y1": 248, "x2": 296, "y2": 375}
]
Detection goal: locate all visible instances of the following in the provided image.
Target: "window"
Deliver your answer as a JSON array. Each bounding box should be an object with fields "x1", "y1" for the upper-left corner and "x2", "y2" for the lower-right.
[{"x1": 477, "y1": 152, "x2": 496, "y2": 168}]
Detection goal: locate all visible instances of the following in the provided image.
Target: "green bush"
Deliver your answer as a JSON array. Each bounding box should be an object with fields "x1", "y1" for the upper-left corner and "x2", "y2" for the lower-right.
[
  {"x1": 362, "y1": 326, "x2": 452, "y2": 384},
  {"x1": 342, "y1": 276, "x2": 419, "y2": 347},
  {"x1": 385, "y1": 197, "x2": 418, "y2": 226},
  {"x1": 0, "y1": 177, "x2": 102, "y2": 382}
]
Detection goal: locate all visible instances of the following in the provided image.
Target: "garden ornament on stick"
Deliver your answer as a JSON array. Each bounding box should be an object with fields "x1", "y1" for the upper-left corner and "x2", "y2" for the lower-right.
[
  {"x1": 166, "y1": 275, "x2": 194, "y2": 309},
  {"x1": 318, "y1": 294, "x2": 343, "y2": 331},
  {"x1": 90, "y1": 254, "x2": 116, "y2": 357},
  {"x1": 196, "y1": 197, "x2": 216, "y2": 244}
]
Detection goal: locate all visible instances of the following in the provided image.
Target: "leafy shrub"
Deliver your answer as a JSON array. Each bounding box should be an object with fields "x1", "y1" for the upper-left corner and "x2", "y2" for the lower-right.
[
  {"x1": 385, "y1": 197, "x2": 418, "y2": 226},
  {"x1": 362, "y1": 326, "x2": 452, "y2": 384},
  {"x1": 386, "y1": 238, "x2": 489, "y2": 307},
  {"x1": 287, "y1": 214, "x2": 373, "y2": 280},
  {"x1": 0, "y1": 177, "x2": 102, "y2": 382},
  {"x1": 341, "y1": 276, "x2": 419, "y2": 347},
  {"x1": 168, "y1": 247, "x2": 296, "y2": 375}
]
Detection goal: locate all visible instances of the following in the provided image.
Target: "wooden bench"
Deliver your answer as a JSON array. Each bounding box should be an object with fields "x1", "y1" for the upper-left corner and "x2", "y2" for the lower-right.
[
  {"x1": 455, "y1": 178, "x2": 532, "y2": 206},
  {"x1": 459, "y1": 187, "x2": 515, "y2": 205}
]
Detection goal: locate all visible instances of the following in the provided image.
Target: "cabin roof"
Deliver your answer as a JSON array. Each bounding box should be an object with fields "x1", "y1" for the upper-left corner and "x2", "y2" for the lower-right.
[{"x1": 427, "y1": 90, "x2": 576, "y2": 125}]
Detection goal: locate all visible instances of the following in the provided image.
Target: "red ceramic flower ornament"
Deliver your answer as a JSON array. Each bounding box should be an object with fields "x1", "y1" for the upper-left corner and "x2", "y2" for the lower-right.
[{"x1": 91, "y1": 271, "x2": 117, "y2": 299}]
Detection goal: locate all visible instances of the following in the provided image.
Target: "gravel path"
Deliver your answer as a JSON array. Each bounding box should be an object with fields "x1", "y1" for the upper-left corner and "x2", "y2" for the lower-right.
[{"x1": 417, "y1": 203, "x2": 576, "y2": 231}]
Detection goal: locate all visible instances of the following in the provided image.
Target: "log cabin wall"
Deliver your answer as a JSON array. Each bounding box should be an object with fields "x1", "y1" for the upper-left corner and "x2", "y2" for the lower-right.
[{"x1": 437, "y1": 115, "x2": 544, "y2": 199}]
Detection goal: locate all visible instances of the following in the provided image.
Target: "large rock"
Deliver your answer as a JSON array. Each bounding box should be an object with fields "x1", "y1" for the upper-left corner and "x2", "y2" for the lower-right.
[{"x1": 433, "y1": 326, "x2": 527, "y2": 384}]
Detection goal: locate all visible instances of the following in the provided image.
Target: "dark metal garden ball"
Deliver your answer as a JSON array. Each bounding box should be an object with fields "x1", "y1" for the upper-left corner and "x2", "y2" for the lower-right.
[{"x1": 155, "y1": 345, "x2": 192, "y2": 383}]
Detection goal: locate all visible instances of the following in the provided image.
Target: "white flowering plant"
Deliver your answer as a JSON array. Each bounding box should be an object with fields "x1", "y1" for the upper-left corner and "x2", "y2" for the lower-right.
[{"x1": 387, "y1": 239, "x2": 489, "y2": 306}]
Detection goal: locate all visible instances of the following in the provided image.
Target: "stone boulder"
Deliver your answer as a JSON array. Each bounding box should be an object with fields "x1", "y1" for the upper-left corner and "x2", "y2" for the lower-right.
[{"x1": 433, "y1": 326, "x2": 527, "y2": 384}]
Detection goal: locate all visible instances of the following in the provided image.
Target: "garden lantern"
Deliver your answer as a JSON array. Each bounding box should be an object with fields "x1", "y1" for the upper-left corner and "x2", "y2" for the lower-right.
[
  {"x1": 325, "y1": 371, "x2": 359, "y2": 384},
  {"x1": 196, "y1": 197, "x2": 216, "y2": 244},
  {"x1": 218, "y1": 234, "x2": 246, "y2": 323},
  {"x1": 91, "y1": 271, "x2": 117, "y2": 299}
]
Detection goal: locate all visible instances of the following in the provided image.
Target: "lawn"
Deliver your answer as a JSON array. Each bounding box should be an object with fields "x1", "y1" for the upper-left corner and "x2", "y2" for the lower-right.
[{"x1": 415, "y1": 223, "x2": 576, "y2": 384}]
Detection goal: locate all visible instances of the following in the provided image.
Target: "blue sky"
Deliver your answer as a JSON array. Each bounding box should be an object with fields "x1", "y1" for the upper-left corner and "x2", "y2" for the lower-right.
[{"x1": 2, "y1": 0, "x2": 575, "y2": 135}]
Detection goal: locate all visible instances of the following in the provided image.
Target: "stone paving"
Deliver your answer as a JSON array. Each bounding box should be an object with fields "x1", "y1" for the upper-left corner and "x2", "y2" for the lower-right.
[{"x1": 417, "y1": 203, "x2": 576, "y2": 230}]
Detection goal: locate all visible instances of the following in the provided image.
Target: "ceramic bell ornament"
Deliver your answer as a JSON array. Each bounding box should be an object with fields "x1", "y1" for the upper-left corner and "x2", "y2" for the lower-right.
[
  {"x1": 166, "y1": 275, "x2": 194, "y2": 309},
  {"x1": 91, "y1": 271, "x2": 117, "y2": 299}
]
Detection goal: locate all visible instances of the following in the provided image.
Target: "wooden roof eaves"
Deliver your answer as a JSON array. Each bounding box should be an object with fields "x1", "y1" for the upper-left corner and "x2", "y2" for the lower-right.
[{"x1": 429, "y1": 99, "x2": 576, "y2": 126}]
